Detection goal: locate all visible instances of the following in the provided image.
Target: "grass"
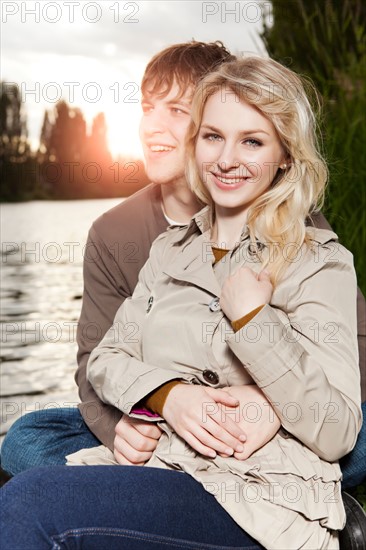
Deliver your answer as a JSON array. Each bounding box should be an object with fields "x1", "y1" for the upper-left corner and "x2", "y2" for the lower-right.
[{"x1": 321, "y1": 91, "x2": 366, "y2": 295}]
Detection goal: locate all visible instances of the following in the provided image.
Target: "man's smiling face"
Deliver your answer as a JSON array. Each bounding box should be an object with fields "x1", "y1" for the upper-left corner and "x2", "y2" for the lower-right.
[{"x1": 139, "y1": 81, "x2": 193, "y2": 187}]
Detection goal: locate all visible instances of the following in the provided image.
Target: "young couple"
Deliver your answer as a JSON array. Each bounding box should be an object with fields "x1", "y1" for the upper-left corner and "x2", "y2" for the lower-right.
[{"x1": 1, "y1": 41, "x2": 365, "y2": 549}]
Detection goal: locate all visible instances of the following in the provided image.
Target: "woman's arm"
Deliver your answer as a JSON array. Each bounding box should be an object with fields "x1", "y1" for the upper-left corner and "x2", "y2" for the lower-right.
[
  {"x1": 225, "y1": 240, "x2": 362, "y2": 462},
  {"x1": 87, "y1": 232, "x2": 185, "y2": 414},
  {"x1": 87, "y1": 232, "x2": 247, "y2": 457}
]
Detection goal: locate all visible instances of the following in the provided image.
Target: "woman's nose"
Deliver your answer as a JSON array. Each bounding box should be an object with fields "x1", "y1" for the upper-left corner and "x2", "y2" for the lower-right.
[{"x1": 217, "y1": 143, "x2": 240, "y2": 171}]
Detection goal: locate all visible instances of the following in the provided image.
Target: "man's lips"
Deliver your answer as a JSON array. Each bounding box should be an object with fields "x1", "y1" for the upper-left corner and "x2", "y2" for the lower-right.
[{"x1": 146, "y1": 144, "x2": 175, "y2": 152}]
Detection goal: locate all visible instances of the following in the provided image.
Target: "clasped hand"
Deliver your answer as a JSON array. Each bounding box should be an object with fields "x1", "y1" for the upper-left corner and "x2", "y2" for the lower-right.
[
  {"x1": 163, "y1": 384, "x2": 280, "y2": 460},
  {"x1": 114, "y1": 384, "x2": 280, "y2": 464},
  {"x1": 162, "y1": 385, "x2": 246, "y2": 458}
]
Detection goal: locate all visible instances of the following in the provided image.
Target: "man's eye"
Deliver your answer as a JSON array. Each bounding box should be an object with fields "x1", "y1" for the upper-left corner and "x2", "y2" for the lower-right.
[
  {"x1": 142, "y1": 104, "x2": 153, "y2": 113},
  {"x1": 171, "y1": 107, "x2": 187, "y2": 115}
]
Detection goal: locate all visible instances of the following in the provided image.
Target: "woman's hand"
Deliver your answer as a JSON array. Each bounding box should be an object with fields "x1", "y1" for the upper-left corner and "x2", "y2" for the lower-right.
[
  {"x1": 220, "y1": 267, "x2": 273, "y2": 321},
  {"x1": 218, "y1": 385, "x2": 281, "y2": 460},
  {"x1": 162, "y1": 384, "x2": 247, "y2": 458}
]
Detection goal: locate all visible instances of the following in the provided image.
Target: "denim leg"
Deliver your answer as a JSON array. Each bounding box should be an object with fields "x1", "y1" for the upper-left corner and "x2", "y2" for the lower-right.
[
  {"x1": 340, "y1": 401, "x2": 366, "y2": 489},
  {"x1": 0, "y1": 466, "x2": 264, "y2": 550},
  {"x1": 1, "y1": 408, "x2": 100, "y2": 476}
]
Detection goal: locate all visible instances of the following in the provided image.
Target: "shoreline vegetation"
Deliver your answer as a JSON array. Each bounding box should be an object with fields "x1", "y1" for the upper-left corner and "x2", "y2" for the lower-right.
[
  {"x1": 261, "y1": 0, "x2": 365, "y2": 297},
  {"x1": 0, "y1": 91, "x2": 149, "y2": 202}
]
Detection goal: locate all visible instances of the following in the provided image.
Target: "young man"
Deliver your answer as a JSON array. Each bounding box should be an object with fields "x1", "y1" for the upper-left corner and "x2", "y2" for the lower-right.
[{"x1": 1, "y1": 42, "x2": 365, "y2": 489}]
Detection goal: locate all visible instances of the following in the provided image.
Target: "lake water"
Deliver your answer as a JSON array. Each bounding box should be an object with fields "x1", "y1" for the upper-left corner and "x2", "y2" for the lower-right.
[{"x1": 0, "y1": 198, "x2": 122, "y2": 443}]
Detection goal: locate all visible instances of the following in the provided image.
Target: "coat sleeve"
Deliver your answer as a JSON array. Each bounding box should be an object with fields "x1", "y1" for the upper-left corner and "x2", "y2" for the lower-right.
[
  {"x1": 87, "y1": 232, "x2": 192, "y2": 418},
  {"x1": 226, "y1": 240, "x2": 362, "y2": 462},
  {"x1": 308, "y1": 211, "x2": 366, "y2": 401}
]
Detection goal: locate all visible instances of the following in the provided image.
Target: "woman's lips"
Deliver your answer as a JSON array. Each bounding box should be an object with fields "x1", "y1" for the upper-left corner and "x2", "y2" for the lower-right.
[{"x1": 211, "y1": 172, "x2": 249, "y2": 191}]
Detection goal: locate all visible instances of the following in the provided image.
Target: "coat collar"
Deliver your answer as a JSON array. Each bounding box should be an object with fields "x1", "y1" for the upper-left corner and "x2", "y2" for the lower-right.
[
  {"x1": 163, "y1": 206, "x2": 339, "y2": 296},
  {"x1": 164, "y1": 206, "x2": 253, "y2": 297},
  {"x1": 175, "y1": 205, "x2": 251, "y2": 245},
  {"x1": 177, "y1": 205, "x2": 339, "y2": 247}
]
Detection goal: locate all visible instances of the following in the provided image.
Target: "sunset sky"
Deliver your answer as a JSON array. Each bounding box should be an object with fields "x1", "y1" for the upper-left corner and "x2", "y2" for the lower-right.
[{"x1": 2, "y1": 1, "x2": 268, "y2": 158}]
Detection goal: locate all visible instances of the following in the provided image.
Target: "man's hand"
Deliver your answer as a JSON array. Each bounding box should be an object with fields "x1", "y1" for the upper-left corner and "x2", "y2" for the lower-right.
[
  {"x1": 162, "y1": 384, "x2": 246, "y2": 458},
  {"x1": 219, "y1": 385, "x2": 281, "y2": 460},
  {"x1": 113, "y1": 415, "x2": 163, "y2": 465}
]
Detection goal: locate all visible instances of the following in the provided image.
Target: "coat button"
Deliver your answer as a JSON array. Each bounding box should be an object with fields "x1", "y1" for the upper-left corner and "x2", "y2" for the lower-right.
[
  {"x1": 209, "y1": 297, "x2": 221, "y2": 312},
  {"x1": 203, "y1": 370, "x2": 220, "y2": 385},
  {"x1": 146, "y1": 296, "x2": 153, "y2": 313}
]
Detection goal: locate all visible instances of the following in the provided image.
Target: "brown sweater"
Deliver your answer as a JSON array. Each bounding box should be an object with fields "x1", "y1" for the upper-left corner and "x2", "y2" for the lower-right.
[{"x1": 76, "y1": 183, "x2": 366, "y2": 450}]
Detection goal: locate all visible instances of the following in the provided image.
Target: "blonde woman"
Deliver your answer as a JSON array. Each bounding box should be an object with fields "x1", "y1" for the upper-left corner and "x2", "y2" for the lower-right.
[{"x1": 1, "y1": 57, "x2": 362, "y2": 550}]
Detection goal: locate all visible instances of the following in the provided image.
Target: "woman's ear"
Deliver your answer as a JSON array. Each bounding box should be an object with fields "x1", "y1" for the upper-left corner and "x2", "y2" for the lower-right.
[{"x1": 279, "y1": 156, "x2": 291, "y2": 171}]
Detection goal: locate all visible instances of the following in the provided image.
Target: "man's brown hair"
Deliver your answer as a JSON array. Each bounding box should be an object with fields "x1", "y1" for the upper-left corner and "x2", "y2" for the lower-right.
[{"x1": 141, "y1": 40, "x2": 235, "y2": 99}]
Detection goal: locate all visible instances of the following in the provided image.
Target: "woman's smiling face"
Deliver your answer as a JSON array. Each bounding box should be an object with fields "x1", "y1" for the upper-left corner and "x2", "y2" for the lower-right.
[{"x1": 195, "y1": 91, "x2": 286, "y2": 217}]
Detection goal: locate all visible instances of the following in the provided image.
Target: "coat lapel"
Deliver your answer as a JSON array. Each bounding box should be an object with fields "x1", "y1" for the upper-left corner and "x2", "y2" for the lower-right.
[{"x1": 163, "y1": 230, "x2": 222, "y2": 297}]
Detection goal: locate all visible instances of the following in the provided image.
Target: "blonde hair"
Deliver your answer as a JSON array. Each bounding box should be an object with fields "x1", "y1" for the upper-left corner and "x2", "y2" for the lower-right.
[{"x1": 186, "y1": 56, "x2": 328, "y2": 285}]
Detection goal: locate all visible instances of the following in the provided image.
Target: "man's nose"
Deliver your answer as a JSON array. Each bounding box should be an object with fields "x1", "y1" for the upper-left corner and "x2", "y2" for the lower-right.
[{"x1": 142, "y1": 108, "x2": 168, "y2": 135}]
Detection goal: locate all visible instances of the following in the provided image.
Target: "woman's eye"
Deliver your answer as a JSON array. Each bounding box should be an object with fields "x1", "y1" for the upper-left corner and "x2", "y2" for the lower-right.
[
  {"x1": 202, "y1": 133, "x2": 222, "y2": 141},
  {"x1": 244, "y1": 138, "x2": 262, "y2": 147}
]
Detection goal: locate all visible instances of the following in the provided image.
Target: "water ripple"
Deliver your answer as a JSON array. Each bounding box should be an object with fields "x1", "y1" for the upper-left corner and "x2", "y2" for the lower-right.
[{"x1": 1, "y1": 198, "x2": 122, "y2": 438}]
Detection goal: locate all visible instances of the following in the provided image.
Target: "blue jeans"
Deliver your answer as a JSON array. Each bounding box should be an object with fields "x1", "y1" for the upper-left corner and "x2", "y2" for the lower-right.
[
  {"x1": 0, "y1": 465, "x2": 263, "y2": 549},
  {"x1": 1, "y1": 403, "x2": 366, "y2": 488},
  {"x1": 1, "y1": 408, "x2": 100, "y2": 474},
  {"x1": 340, "y1": 400, "x2": 366, "y2": 488}
]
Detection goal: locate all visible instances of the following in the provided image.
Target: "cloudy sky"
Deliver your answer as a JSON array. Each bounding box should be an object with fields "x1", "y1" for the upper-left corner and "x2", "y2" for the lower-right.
[{"x1": 2, "y1": 0, "x2": 269, "y2": 157}]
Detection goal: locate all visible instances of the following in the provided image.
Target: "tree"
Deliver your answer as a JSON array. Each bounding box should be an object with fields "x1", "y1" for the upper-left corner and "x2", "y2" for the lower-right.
[
  {"x1": 0, "y1": 82, "x2": 27, "y2": 139},
  {"x1": 38, "y1": 101, "x2": 88, "y2": 198},
  {"x1": 1, "y1": 87, "x2": 149, "y2": 201},
  {"x1": 0, "y1": 82, "x2": 40, "y2": 201}
]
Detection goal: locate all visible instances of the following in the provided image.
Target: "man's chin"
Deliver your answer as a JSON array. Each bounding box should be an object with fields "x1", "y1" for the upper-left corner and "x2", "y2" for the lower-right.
[{"x1": 145, "y1": 171, "x2": 186, "y2": 187}]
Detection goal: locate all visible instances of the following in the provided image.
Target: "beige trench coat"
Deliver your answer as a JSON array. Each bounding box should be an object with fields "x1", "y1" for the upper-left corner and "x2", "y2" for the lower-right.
[{"x1": 68, "y1": 207, "x2": 362, "y2": 550}]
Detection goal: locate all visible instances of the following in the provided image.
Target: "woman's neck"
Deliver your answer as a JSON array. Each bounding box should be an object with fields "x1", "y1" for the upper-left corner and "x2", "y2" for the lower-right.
[{"x1": 211, "y1": 206, "x2": 248, "y2": 249}]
